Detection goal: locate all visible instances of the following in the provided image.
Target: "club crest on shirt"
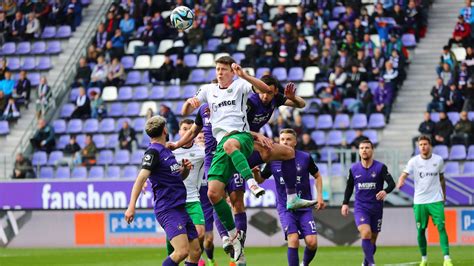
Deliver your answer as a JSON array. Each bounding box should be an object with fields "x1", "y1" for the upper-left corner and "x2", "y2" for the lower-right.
[
  {"x1": 296, "y1": 164, "x2": 301, "y2": 172},
  {"x1": 227, "y1": 89, "x2": 233, "y2": 93},
  {"x1": 190, "y1": 153, "x2": 195, "y2": 157},
  {"x1": 177, "y1": 223, "x2": 183, "y2": 230},
  {"x1": 371, "y1": 172, "x2": 376, "y2": 178},
  {"x1": 360, "y1": 217, "x2": 365, "y2": 222}
]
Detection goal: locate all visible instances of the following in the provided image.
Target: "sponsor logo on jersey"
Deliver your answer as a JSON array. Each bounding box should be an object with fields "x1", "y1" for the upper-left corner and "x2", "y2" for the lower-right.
[
  {"x1": 419, "y1": 172, "x2": 438, "y2": 179},
  {"x1": 170, "y1": 163, "x2": 181, "y2": 172},
  {"x1": 142, "y1": 154, "x2": 154, "y2": 167},
  {"x1": 358, "y1": 182, "x2": 376, "y2": 190},
  {"x1": 211, "y1": 100, "x2": 237, "y2": 112}
]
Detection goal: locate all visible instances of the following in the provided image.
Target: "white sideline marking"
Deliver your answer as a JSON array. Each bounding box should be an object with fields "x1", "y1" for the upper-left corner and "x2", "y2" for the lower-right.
[{"x1": 383, "y1": 262, "x2": 419, "y2": 266}]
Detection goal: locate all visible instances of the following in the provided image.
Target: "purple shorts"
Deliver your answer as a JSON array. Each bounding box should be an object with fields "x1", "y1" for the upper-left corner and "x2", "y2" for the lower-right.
[
  {"x1": 354, "y1": 206, "x2": 383, "y2": 232},
  {"x1": 225, "y1": 173, "x2": 245, "y2": 194},
  {"x1": 199, "y1": 186, "x2": 214, "y2": 232},
  {"x1": 247, "y1": 151, "x2": 265, "y2": 168},
  {"x1": 155, "y1": 205, "x2": 198, "y2": 241},
  {"x1": 278, "y1": 208, "x2": 317, "y2": 240}
]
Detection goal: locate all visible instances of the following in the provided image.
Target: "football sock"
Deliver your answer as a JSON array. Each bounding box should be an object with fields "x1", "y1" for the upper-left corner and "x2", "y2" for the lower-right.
[
  {"x1": 303, "y1": 247, "x2": 317, "y2": 265},
  {"x1": 213, "y1": 199, "x2": 236, "y2": 231},
  {"x1": 213, "y1": 211, "x2": 228, "y2": 238},
  {"x1": 444, "y1": 255, "x2": 451, "y2": 260},
  {"x1": 421, "y1": 256, "x2": 428, "y2": 262},
  {"x1": 417, "y1": 228, "x2": 427, "y2": 256},
  {"x1": 204, "y1": 245, "x2": 214, "y2": 260},
  {"x1": 287, "y1": 247, "x2": 299, "y2": 266},
  {"x1": 166, "y1": 237, "x2": 174, "y2": 255},
  {"x1": 229, "y1": 150, "x2": 252, "y2": 180},
  {"x1": 163, "y1": 256, "x2": 178, "y2": 266},
  {"x1": 184, "y1": 262, "x2": 198, "y2": 266},
  {"x1": 282, "y1": 159, "x2": 297, "y2": 195},
  {"x1": 362, "y1": 239, "x2": 375, "y2": 264},
  {"x1": 234, "y1": 212, "x2": 247, "y2": 235},
  {"x1": 438, "y1": 225, "x2": 450, "y2": 256}
]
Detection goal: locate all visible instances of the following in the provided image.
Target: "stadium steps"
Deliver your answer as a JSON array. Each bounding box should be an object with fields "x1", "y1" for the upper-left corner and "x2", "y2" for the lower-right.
[
  {"x1": 0, "y1": 1, "x2": 111, "y2": 179},
  {"x1": 378, "y1": 0, "x2": 465, "y2": 156}
]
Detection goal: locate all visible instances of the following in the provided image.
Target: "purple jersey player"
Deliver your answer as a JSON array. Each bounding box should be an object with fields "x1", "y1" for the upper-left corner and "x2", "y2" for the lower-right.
[
  {"x1": 125, "y1": 116, "x2": 201, "y2": 266},
  {"x1": 254, "y1": 129, "x2": 326, "y2": 266},
  {"x1": 341, "y1": 140, "x2": 395, "y2": 266}
]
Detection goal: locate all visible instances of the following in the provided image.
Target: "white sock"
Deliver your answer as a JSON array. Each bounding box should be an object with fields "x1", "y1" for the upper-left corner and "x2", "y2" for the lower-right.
[
  {"x1": 421, "y1": 256, "x2": 427, "y2": 262},
  {"x1": 287, "y1": 193, "x2": 296, "y2": 201},
  {"x1": 246, "y1": 178, "x2": 258, "y2": 188},
  {"x1": 228, "y1": 228, "x2": 237, "y2": 239},
  {"x1": 444, "y1": 255, "x2": 450, "y2": 260}
]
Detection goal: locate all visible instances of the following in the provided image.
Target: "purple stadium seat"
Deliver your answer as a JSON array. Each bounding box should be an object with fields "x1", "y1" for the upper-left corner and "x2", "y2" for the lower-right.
[
  {"x1": 205, "y1": 38, "x2": 221, "y2": 51},
  {"x1": 320, "y1": 147, "x2": 338, "y2": 162},
  {"x1": 150, "y1": 85, "x2": 165, "y2": 100},
  {"x1": 67, "y1": 119, "x2": 83, "y2": 134},
  {"x1": 107, "y1": 166, "x2": 121, "y2": 178},
  {"x1": 368, "y1": 81, "x2": 378, "y2": 94},
  {"x1": 118, "y1": 86, "x2": 133, "y2": 101},
  {"x1": 39, "y1": 167, "x2": 54, "y2": 179},
  {"x1": 332, "y1": 6, "x2": 346, "y2": 18},
  {"x1": 125, "y1": 102, "x2": 140, "y2": 116},
  {"x1": 182, "y1": 85, "x2": 197, "y2": 99},
  {"x1": 402, "y1": 33, "x2": 417, "y2": 48},
  {"x1": 433, "y1": 145, "x2": 449, "y2": 160},
  {"x1": 46, "y1": 40, "x2": 61, "y2": 54},
  {"x1": 81, "y1": 0, "x2": 91, "y2": 6},
  {"x1": 87, "y1": 87, "x2": 101, "y2": 98},
  {"x1": 7, "y1": 57, "x2": 20, "y2": 70},
  {"x1": 189, "y1": 69, "x2": 206, "y2": 83},
  {"x1": 463, "y1": 162, "x2": 474, "y2": 175},
  {"x1": 31, "y1": 41, "x2": 46, "y2": 54},
  {"x1": 328, "y1": 20, "x2": 339, "y2": 30},
  {"x1": 125, "y1": 71, "x2": 141, "y2": 85},
  {"x1": 53, "y1": 119, "x2": 66, "y2": 134},
  {"x1": 430, "y1": 112, "x2": 440, "y2": 122},
  {"x1": 21, "y1": 57, "x2": 36, "y2": 71},
  {"x1": 106, "y1": 134, "x2": 119, "y2": 149},
  {"x1": 28, "y1": 72, "x2": 40, "y2": 86},
  {"x1": 57, "y1": 135, "x2": 69, "y2": 150},
  {"x1": 174, "y1": 101, "x2": 184, "y2": 114},
  {"x1": 83, "y1": 118, "x2": 99, "y2": 133},
  {"x1": 345, "y1": 130, "x2": 356, "y2": 144},
  {"x1": 69, "y1": 88, "x2": 79, "y2": 102},
  {"x1": 232, "y1": 53, "x2": 245, "y2": 64},
  {"x1": 302, "y1": 114, "x2": 317, "y2": 129},
  {"x1": 444, "y1": 162, "x2": 460, "y2": 176},
  {"x1": 55, "y1": 167, "x2": 70, "y2": 178},
  {"x1": 88, "y1": 166, "x2": 105, "y2": 179},
  {"x1": 56, "y1": 26, "x2": 72, "y2": 38},
  {"x1": 287, "y1": 67, "x2": 304, "y2": 82},
  {"x1": 351, "y1": 114, "x2": 368, "y2": 129},
  {"x1": 333, "y1": 114, "x2": 350, "y2": 129},
  {"x1": 165, "y1": 85, "x2": 181, "y2": 100},
  {"x1": 99, "y1": 118, "x2": 115, "y2": 133},
  {"x1": 467, "y1": 145, "x2": 474, "y2": 160},
  {"x1": 184, "y1": 54, "x2": 198, "y2": 67},
  {"x1": 132, "y1": 117, "x2": 146, "y2": 132},
  {"x1": 41, "y1": 26, "x2": 56, "y2": 39},
  {"x1": 272, "y1": 67, "x2": 287, "y2": 81},
  {"x1": 72, "y1": 167, "x2": 87, "y2": 178},
  {"x1": 368, "y1": 113, "x2": 386, "y2": 129},
  {"x1": 311, "y1": 131, "x2": 326, "y2": 146},
  {"x1": 205, "y1": 69, "x2": 216, "y2": 83},
  {"x1": 0, "y1": 121, "x2": 9, "y2": 135},
  {"x1": 469, "y1": 112, "x2": 474, "y2": 121},
  {"x1": 36, "y1": 57, "x2": 52, "y2": 70},
  {"x1": 76, "y1": 134, "x2": 86, "y2": 148},
  {"x1": 116, "y1": 118, "x2": 132, "y2": 131},
  {"x1": 315, "y1": 82, "x2": 329, "y2": 92},
  {"x1": 141, "y1": 71, "x2": 149, "y2": 84},
  {"x1": 123, "y1": 166, "x2": 138, "y2": 179},
  {"x1": 343, "y1": 98, "x2": 356, "y2": 109},
  {"x1": 133, "y1": 86, "x2": 149, "y2": 100},
  {"x1": 121, "y1": 56, "x2": 134, "y2": 70},
  {"x1": 447, "y1": 112, "x2": 460, "y2": 125},
  {"x1": 16, "y1": 42, "x2": 31, "y2": 55},
  {"x1": 363, "y1": 130, "x2": 378, "y2": 144},
  {"x1": 317, "y1": 114, "x2": 333, "y2": 130},
  {"x1": 326, "y1": 130, "x2": 343, "y2": 146},
  {"x1": 318, "y1": 164, "x2": 328, "y2": 176},
  {"x1": 114, "y1": 150, "x2": 130, "y2": 165},
  {"x1": 256, "y1": 67, "x2": 270, "y2": 78},
  {"x1": 97, "y1": 150, "x2": 114, "y2": 165},
  {"x1": 1, "y1": 42, "x2": 16, "y2": 55},
  {"x1": 109, "y1": 102, "x2": 124, "y2": 117},
  {"x1": 131, "y1": 149, "x2": 145, "y2": 165},
  {"x1": 449, "y1": 145, "x2": 466, "y2": 160},
  {"x1": 303, "y1": 99, "x2": 321, "y2": 113},
  {"x1": 47, "y1": 151, "x2": 63, "y2": 166},
  {"x1": 93, "y1": 134, "x2": 106, "y2": 149},
  {"x1": 140, "y1": 134, "x2": 151, "y2": 148},
  {"x1": 32, "y1": 151, "x2": 47, "y2": 166}
]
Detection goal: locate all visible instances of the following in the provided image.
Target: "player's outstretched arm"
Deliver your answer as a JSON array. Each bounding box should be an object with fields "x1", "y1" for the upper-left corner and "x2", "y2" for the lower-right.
[
  {"x1": 313, "y1": 172, "x2": 326, "y2": 210},
  {"x1": 182, "y1": 97, "x2": 201, "y2": 116},
  {"x1": 170, "y1": 123, "x2": 203, "y2": 150},
  {"x1": 341, "y1": 170, "x2": 355, "y2": 216},
  {"x1": 125, "y1": 169, "x2": 150, "y2": 224},
  {"x1": 396, "y1": 172, "x2": 409, "y2": 189},
  {"x1": 283, "y1": 82, "x2": 306, "y2": 108},
  {"x1": 252, "y1": 166, "x2": 265, "y2": 184},
  {"x1": 377, "y1": 165, "x2": 396, "y2": 200},
  {"x1": 231, "y1": 63, "x2": 271, "y2": 93}
]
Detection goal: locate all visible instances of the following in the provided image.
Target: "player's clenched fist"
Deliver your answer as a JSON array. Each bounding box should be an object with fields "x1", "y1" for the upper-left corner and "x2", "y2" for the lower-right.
[
  {"x1": 187, "y1": 97, "x2": 201, "y2": 108},
  {"x1": 124, "y1": 207, "x2": 135, "y2": 224},
  {"x1": 231, "y1": 63, "x2": 245, "y2": 78},
  {"x1": 341, "y1": 204, "x2": 349, "y2": 216}
]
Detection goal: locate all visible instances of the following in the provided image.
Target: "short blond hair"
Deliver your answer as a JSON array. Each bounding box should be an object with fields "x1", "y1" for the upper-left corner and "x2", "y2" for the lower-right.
[{"x1": 145, "y1": 115, "x2": 166, "y2": 138}]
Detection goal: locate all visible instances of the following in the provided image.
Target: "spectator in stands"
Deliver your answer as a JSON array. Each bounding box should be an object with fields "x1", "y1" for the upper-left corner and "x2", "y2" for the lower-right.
[
  {"x1": 118, "y1": 121, "x2": 137, "y2": 152},
  {"x1": 0, "y1": 12, "x2": 8, "y2": 45},
  {"x1": 78, "y1": 134, "x2": 97, "y2": 166},
  {"x1": 159, "y1": 103, "x2": 179, "y2": 137},
  {"x1": 460, "y1": 0, "x2": 474, "y2": 26},
  {"x1": 12, "y1": 153, "x2": 34, "y2": 179},
  {"x1": 243, "y1": 4, "x2": 257, "y2": 36},
  {"x1": 318, "y1": 85, "x2": 339, "y2": 116},
  {"x1": 90, "y1": 91, "x2": 106, "y2": 119},
  {"x1": 30, "y1": 119, "x2": 55, "y2": 153},
  {"x1": 218, "y1": 23, "x2": 237, "y2": 53},
  {"x1": 14, "y1": 70, "x2": 31, "y2": 109},
  {"x1": 49, "y1": 0, "x2": 63, "y2": 25},
  {"x1": 451, "y1": 111, "x2": 474, "y2": 146},
  {"x1": 89, "y1": 56, "x2": 108, "y2": 88},
  {"x1": 1, "y1": 97, "x2": 20, "y2": 121},
  {"x1": 184, "y1": 21, "x2": 203, "y2": 54},
  {"x1": 334, "y1": 48, "x2": 354, "y2": 71},
  {"x1": 439, "y1": 63, "x2": 454, "y2": 87},
  {"x1": 74, "y1": 57, "x2": 91, "y2": 87},
  {"x1": 374, "y1": 78, "x2": 393, "y2": 123},
  {"x1": 412, "y1": 112, "x2": 436, "y2": 151},
  {"x1": 433, "y1": 112, "x2": 454, "y2": 145},
  {"x1": 437, "y1": 46, "x2": 457, "y2": 74},
  {"x1": 105, "y1": 57, "x2": 125, "y2": 87},
  {"x1": 64, "y1": 134, "x2": 81, "y2": 155},
  {"x1": 35, "y1": 76, "x2": 49, "y2": 118},
  {"x1": 458, "y1": 63, "x2": 470, "y2": 90},
  {"x1": 318, "y1": 48, "x2": 333, "y2": 78},
  {"x1": 297, "y1": 133, "x2": 318, "y2": 151},
  {"x1": 94, "y1": 23, "x2": 107, "y2": 52},
  {"x1": 119, "y1": 12, "x2": 135, "y2": 40},
  {"x1": 135, "y1": 22, "x2": 156, "y2": 57},
  {"x1": 111, "y1": 28, "x2": 125, "y2": 52},
  {"x1": 104, "y1": 11, "x2": 118, "y2": 36},
  {"x1": 451, "y1": 15, "x2": 471, "y2": 46},
  {"x1": 174, "y1": 58, "x2": 190, "y2": 85},
  {"x1": 67, "y1": 0, "x2": 82, "y2": 31},
  {"x1": 346, "y1": 65, "x2": 365, "y2": 98},
  {"x1": 25, "y1": 12, "x2": 40, "y2": 40},
  {"x1": 224, "y1": 6, "x2": 241, "y2": 32},
  {"x1": 241, "y1": 35, "x2": 259, "y2": 68},
  {"x1": 445, "y1": 83, "x2": 464, "y2": 112},
  {"x1": 0, "y1": 58, "x2": 9, "y2": 80},
  {"x1": 276, "y1": 35, "x2": 294, "y2": 69},
  {"x1": 151, "y1": 55, "x2": 174, "y2": 84},
  {"x1": 258, "y1": 34, "x2": 276, "y2": 67},
  {"x1": 71, "y1": 87, "x2": 91, "y2": 119},
  {"x1": 0, "y1": 91, "x2": 6, "y2": 113},
  {"x1": 2, "y1": 0, "x2": 16, "y2": 21},
  {"x1": 10, "y1": 11, "x2": 26, "y2": 41},
  {"x1": 86, "y1": 44, "x2": 99, "y2": 64},
  {"x1": 427, "y1": 78, "x2": 448, "y2": 112},
  {"x1": 0, "y1": 71, "x2": 15, "y2": 98},
  {"x1": 329, "y1": 65, "x2": 348, "y2": 90},
  {"x1": 151, "y1": 11, "x2": 167, "y2": 40},
  {"x1": 34, "y1": 0, "x2": 50, "y2": 29},
  {"x1": 463, "y1": 81, "x2": 474, "y2": 111},
  {"x1": 272, "y1": 116, "x2": 289, "y2": 142},
  {"x1": 293, "y1": 35, "x2": 309, "y2": 67},
  {"x1": 349, "y1": 81, "x2": 373, "y2": 116},
  {"x1": 383, "y1": 61, "x2": 399, "y2": 87}
]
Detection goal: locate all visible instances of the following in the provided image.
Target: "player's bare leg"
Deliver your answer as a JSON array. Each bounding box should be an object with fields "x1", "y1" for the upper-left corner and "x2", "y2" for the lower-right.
[
  {"x1": 301, "y1": 235, "x2": 318, "y2": 266},
  {"x1": 287, "y1": 233, "x2": 300, "y2": 266},
  {"x1": 188, "y1": 238, "x2": 202, "y2": 264},
  {"x1": 168, "y1": 234, "x2": 191, "y2": 265},
  {"x1": 358, "y1": 224, "x2": 375, "y2": 266}
]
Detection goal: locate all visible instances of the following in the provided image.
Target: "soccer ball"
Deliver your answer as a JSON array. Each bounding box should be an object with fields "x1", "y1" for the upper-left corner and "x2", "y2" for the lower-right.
[{"x1": 170, "y1": 6, "x2": 194, "y2": 30}]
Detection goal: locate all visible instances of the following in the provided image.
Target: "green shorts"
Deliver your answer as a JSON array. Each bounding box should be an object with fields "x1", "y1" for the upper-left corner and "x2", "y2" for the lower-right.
[
  {"x1": 414, "y1": 201, "x2": 446, "y2": 230},
  {"x1": 185, "y1": 201, "x2": 205, "y2": 225},
  {"x1": 207, "y1": 132, "x2": 254, "y2": 185}
]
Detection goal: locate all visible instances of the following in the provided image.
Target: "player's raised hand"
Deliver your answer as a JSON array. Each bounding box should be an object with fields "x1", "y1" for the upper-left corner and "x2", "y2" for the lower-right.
[
  {"x1": 187, "y1": 97, "x2": 201, "y2": 108},
  {"x1": 376, "y1": 190, "x2": 387, "y2": 201},
  {"x1": 124, "y1": 207, "x2": 135, "y2": 224},
  {"x1": 182, "y1": 159, "x2": 193, "y2": 170},
  {"x1": 255, "y1": 133, "x2": 273, "y2": 150},
  {"x1": 231, "y1": 63, "x2": 246, "y2": 78},
  {"x1": 315, "y1": 199, "x2": 326, "y2": 210},
  {"x1": 166, "y1": 142, "x2": 178, "y2": 150},
  {"x1": 251, "y1": 166, "x2": 260, "y2": 174},
  {"x1": 341, "y1": 204, "x2": 349, "y2": 216},
  {"x1": 284, "y1": 82, "x2": 297, "y2": 100}
]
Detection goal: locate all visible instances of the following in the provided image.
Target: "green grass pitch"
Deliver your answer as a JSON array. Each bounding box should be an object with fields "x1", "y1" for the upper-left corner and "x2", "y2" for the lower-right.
[{"x1": 1, "y1": 246, "x2": 473, "y2": 265}]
